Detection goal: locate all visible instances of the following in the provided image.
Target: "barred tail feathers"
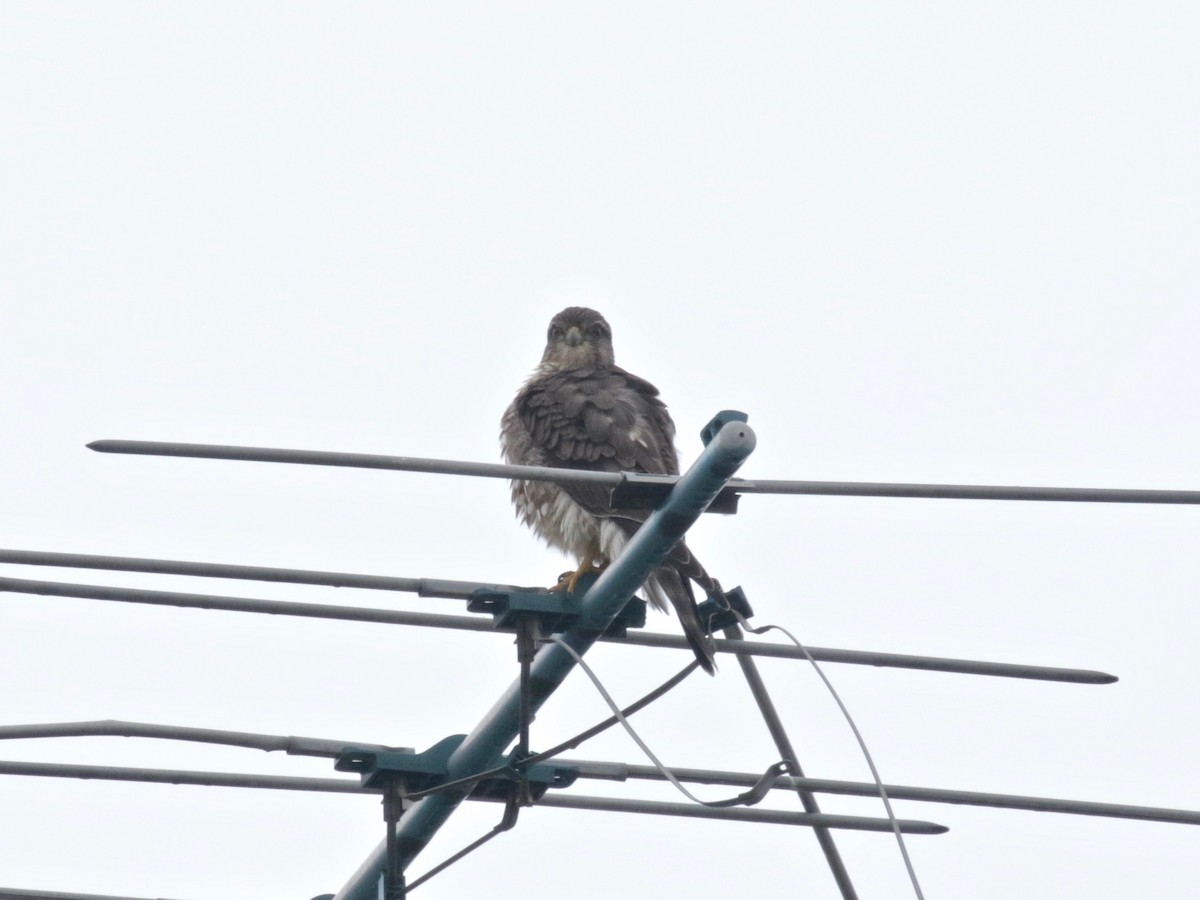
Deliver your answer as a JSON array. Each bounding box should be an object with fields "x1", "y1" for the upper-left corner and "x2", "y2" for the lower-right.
[{"x1": 648, "y1": 567, "x2": 717, "y2": 675}]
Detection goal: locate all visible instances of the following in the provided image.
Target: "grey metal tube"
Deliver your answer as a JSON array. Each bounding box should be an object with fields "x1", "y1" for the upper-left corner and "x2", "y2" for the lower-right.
[
  {"x1": 0, "y1": 576, "x2": 495, "y2": 632},
  {"x1": 0, "y1": 548, "x2": 478, "y2": 597},
  {"x1": 0, "y1": 758, "x2": 367, "y2": 794},
  {"x1": 87, "y1": 439, "x2": 1200, "y2": 505},
  {"x1": 516, "y1": 793, "x2": 946, "y2": 833},
  {"x1": 86, "y1": 439, "x2": 621, "y2": 488},
  {"x1": 0, "y1": 889, "x2": 191, "y2": 900},
  {"x1": 0, "y1": 759, "x2": 944, "y2": 834},
  {"x1": 553, "y1": 759, "x2": 1200, "y2": 826},
  {"x1": 331, "y1": 418, "x2": 756, "y2": 900},
  {"x1": 624, "y1": 630, "x2": 1117, "y2": 684},
  {"x1": 0, "y1": 575, "x2": 1116, "y2": 684},
  {"x1": 723, "y1": 622, "x2": 857, "y2": 898},
  {"x1": 735, "y1": 478, "x2": 1200, "y2": 504},
  {"x1": 5, "y1": 756, "x2": 1198, "y2": 827},
  {"x1": 0, "y1": 720, "x2": 393, "y2": 758}
]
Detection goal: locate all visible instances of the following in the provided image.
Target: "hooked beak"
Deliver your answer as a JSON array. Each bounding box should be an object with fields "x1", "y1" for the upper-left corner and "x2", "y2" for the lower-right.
[{"x1": 564, "y1": 325, "x2": 584, "y2": 347}]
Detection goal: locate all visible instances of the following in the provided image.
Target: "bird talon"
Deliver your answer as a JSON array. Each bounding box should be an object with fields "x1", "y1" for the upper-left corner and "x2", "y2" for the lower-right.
[
  {"x1": 549, "y1": 571, "x2": 576, "y2": 593},
  {"x1": 550, "y1": 561, "x2": 604, "y2": 594}
]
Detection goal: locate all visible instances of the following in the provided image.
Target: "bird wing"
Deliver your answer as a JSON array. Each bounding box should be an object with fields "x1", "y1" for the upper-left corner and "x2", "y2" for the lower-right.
[
  {"x1": 515, "y1": 364, "x2": 714, "y2": 580},
  {"x1": 516, "y1": 365, "x2": 678, "y2": 518}
]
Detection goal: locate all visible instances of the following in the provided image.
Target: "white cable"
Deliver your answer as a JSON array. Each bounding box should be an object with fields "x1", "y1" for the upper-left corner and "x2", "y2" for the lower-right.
[
  {"x1": 550, "y1": 636, "x2": 719, "y2": 806},
  {"x1": 732, "y1": 611, "x2": 926, "y2": 900}
]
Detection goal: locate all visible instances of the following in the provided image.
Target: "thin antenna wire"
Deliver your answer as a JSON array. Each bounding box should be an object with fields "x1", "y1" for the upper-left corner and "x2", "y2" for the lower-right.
[
  {"x1": 405, "y1": 662, "x2": 702, "y2": 804},
  {"x1": 551, "y1": 637, "x2": 713, "y2": 805},
  {"x1": 735, "y1": 612, "x2": 925, "y2": 900},
  {"x1": 520, "y1": 660, "x2": 700, "y2": 767},
  {"x1": 406, "y1": 799, "x2": 520, "y2": 892}
]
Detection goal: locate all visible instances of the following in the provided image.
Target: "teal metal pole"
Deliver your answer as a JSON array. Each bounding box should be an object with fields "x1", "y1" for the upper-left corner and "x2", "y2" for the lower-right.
[{"x1": 331, "y1": 417, "x2": 756, "y2": 900}]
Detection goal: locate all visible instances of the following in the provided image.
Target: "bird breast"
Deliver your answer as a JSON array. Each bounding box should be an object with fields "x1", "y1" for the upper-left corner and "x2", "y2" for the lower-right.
[{"x1": 509, "y1": 477, "x2": 626, "y2": 565}]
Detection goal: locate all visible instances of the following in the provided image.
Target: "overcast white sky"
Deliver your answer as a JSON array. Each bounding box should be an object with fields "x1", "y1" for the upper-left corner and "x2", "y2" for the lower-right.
[{"x1": 2, "y1": 3, "x2": 1199, "y2": 898}]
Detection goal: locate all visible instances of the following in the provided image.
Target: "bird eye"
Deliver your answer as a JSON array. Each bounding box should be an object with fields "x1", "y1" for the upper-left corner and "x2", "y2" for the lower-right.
[
  {"x1": 588, "y1": 323, "x2": 605, "y2": 339},
  {"x1": 548, "y1": 325, "x2": 564, "y2": 340}
]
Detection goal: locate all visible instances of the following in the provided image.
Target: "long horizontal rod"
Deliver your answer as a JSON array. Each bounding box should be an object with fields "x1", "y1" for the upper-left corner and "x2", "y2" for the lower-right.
[
  {"x1": 4, "y1": 754, "x2": 1195, "y2": 828},
  {"x1": 0, "y1": 720, "x2": 397, "y2": 758},
  {"x1": 0, "y1": 888, "x2": 191, "y2": 900},
  {"x1": 559, "y1": 759, "x2": 1200, "y2": 827},
  {"x1": 523, "y1": 793, "x2": 945, "y2": 832},
  {"x1": 738, "y1": 479, "x2": 1200, "y2": 504},
  {"x1": 88, "y1": 439, "x2": 1200, "y2": 505},
  {"x1": 0, "y1": 547, "x2": 504, "y2": 600},
  {"x1": 0, "y1": 576, "x2": 495, "y2": 632},
  {"x1": 0, "y1": 575, "x2": 1116, "y2": 684},
  {"x1": 86, "y1": 440, "x2": 621, "y2": 487},
  {"x1": 0, "y1": 758, "x2": 366, "y2": 794},
  {"x1": 0, "y1": 759, "x2": 943, "y2": 834},
  {"x1": 626, "y1": 631, "x2": 1115, "y2": 683}
]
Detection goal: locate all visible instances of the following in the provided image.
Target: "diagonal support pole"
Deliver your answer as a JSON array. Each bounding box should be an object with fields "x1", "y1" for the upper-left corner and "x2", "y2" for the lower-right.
[
  {"x1": 725, "y1": 622, "x2": 859, "y2": 898},
  {"x1": 331, "y1": 417, "x2": 755, "y2": 900}
]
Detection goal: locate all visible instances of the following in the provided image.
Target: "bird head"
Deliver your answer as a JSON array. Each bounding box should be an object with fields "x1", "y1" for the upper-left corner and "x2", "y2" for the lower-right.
[{"x1": 540, "y1": 307, "x2": 615, "y2": 370}]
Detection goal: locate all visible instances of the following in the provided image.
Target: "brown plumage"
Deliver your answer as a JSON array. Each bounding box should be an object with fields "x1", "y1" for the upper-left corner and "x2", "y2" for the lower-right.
[{"x1": 500, "y1": 307, "x2": 720, "y2": 674}]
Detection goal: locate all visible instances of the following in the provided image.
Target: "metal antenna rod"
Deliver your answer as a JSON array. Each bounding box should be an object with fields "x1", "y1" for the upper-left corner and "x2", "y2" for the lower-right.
[
  {"x1": 87, "y1": 439, "x2": 1200, "y2": 505},
  {"x1": 559, "y1": 759, "x2": 1200, "y2": 826},
  {"x1": 0, "y1": 719, "x2": 396, "y2": 757},
  {"x1": 0, "y1": 758, "x2": 946, "y2": 833},
  {"x1": 5, "y1": 757, "x2": 1198, "y2": 827},
  {"x1": 736, "y1": 479, "x2": 1200, "y2": 504},
  {"x1": 0, "y1": 547, "x2": 494, "y2": 598},
  {"x1": 0, "y1": 888, "x2": 194, "y2": 900},
  {"x1": 0, "y1": 547, "x2": 1125, "y2": 683},
  {"x1": 331, "y1": 416, "x2": 756, "y2": 900},
  {"x1": 526, "y1": 793, "x2": 945, "y2": 832},
  {"x1": 85, "y1": 440, "x2": 620, "y2": 487},
  {"x1": 0, "y1": 575, "x2": 1117, "y2": 684}
]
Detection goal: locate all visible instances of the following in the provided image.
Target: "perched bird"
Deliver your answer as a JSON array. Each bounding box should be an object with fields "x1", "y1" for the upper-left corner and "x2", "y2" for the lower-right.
[{"x1": 500, "y1": 306, "x2": 721, "y2": 674}]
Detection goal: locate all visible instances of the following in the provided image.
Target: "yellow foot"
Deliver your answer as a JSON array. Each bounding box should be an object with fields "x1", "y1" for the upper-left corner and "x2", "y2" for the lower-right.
[{"x1": 550, "y1": 561, "x2": 605, "y2": 594}]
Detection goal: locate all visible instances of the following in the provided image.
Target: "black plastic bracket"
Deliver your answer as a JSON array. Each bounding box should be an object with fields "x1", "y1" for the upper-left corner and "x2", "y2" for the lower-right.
[
  {"x1": 698, "y1": 585, "x2": 754, "y2": 634},
  {"x1": 700, "y1": 409, "x2": 750, "y2": 447},
  {"x1": 335, "y1": 735, "x2": 578, "y2": 802},
  {"x1": 609, "y1": 474, "x2": 741, "y2": 515},
  {"x1": 467, "y1": 572, "x2": 646, "y2": 638}
]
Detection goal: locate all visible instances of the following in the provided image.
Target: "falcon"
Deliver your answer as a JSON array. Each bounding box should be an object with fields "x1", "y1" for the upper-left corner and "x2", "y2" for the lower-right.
[{"x1": 500, "y1": 306, "x2": 720, "y2": 674}]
